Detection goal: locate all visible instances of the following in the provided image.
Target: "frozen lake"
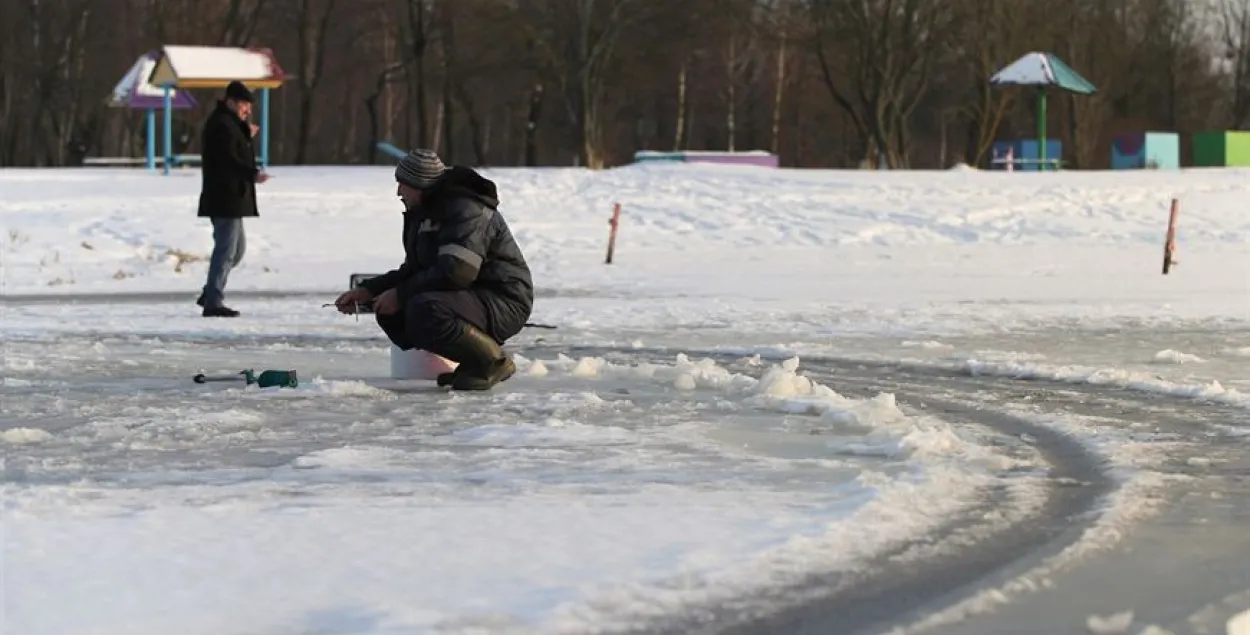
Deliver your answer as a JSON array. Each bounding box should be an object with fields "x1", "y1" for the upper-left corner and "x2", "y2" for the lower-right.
[{"x1": 5, "y1": 164, "x2": 1250, "y2": 633}]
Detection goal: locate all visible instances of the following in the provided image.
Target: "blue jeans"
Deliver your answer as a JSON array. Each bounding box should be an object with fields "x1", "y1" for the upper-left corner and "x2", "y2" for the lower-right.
[{"x1": 201, "y1": 217, "x2": 246, "y2": 308}]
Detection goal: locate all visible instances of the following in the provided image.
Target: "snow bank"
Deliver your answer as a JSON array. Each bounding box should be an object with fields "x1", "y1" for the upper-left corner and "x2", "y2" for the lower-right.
[{"x1": 5, "y1": 163, "x2": 1250, "y2": 297}]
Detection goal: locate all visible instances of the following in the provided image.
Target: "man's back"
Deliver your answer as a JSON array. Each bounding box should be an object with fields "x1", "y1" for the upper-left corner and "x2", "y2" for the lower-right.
[
  {"x1": 397, "y1": 166, "x2": 533, "y2": 341},
  {"x1": 196, "y1": 82, "x2": 261, "y2": 317},
  {"x1": 197, "y1": 102, "x2": 258, "y2": 219}
]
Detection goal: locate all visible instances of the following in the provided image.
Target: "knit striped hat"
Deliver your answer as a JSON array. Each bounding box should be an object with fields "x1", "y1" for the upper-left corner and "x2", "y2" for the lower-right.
[{"x1": 395, "y1": 148, "x2": 446, "y2": 189}]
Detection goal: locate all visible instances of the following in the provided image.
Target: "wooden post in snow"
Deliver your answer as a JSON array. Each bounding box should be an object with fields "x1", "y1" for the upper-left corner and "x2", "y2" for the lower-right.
[
  {"x1": 605, "y1": 202, "x2": 621, "y2": 264},
  {"x1": 1163, "y1": 198, "x2": 1180, "y2": 275}
]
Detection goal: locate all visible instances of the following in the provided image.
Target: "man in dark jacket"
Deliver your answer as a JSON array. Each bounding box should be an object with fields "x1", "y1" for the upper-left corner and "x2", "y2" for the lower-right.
[
  {"x1": 334, "y1": 149, "x2": 534, "y2": 391},
  {"x1": 195, "y1": 80, "x2": 270, "y2": 317}
]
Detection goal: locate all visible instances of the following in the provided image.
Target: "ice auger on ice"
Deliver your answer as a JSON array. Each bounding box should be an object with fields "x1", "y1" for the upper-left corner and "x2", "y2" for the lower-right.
[{"x1": 192, "y1": 369, "x2": 299, "y2": 388}]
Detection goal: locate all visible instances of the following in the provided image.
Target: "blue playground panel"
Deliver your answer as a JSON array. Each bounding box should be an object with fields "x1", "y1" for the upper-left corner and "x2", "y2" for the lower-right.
[
  {"x1": 633, "y1": 151, "x2": 687, "y2": 163},
  {"x1": 990, "y1": 139, "x2": 1062, "y2": 171},
  {"x1": 1111, "y1": 132, "x2": 1179, "y2": 169},
  {"x1": 1016, "y1": 139, "x2": 1063, "y2": 171}
]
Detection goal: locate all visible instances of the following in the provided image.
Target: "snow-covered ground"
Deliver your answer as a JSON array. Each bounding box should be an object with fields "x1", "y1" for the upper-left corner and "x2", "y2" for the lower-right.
[{"x1": 4, "y1": 163, "x2": 1250, "y2": 634}]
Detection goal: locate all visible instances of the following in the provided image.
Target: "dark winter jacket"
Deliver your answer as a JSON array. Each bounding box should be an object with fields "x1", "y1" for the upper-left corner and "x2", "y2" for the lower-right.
[
  {"x1": 197, "y1": 101, "x2": 259, "y2": 218},
  {"x1": 362, "y1": 166, "x2": 534, "y2": 341}
]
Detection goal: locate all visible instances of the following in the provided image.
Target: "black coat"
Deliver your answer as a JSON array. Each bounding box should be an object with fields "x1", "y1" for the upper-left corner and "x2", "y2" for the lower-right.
[
  {"x1": 361, "y1": 166, "x2": 535, "y2": 341},
  {"x1": 197, "y1": 101, "x2": 259, "y2": 218}
]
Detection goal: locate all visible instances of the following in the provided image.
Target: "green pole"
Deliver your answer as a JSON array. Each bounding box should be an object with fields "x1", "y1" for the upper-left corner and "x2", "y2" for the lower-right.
[{"x1": 1037, "y1": 86, "x2": 1048, "y2": 170}]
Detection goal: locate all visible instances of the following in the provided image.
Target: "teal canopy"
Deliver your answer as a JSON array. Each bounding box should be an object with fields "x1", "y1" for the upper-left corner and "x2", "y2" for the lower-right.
[
  {"x1": 990, "y1": 52, "x2": 1097, "y2": 169},
  {"x1": 990, "y1": 52, "x2": 1097, "y2": 94}
]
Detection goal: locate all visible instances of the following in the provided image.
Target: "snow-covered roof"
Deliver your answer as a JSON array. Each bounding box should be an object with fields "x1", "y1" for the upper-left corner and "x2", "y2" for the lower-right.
[
  {"x1": 147, "y1": 45, "x2": 287, "y2": 89},
  {"x1": 108, "y1": 51, "x2": 196, "y2": 109},
  {"x1": 990, "y1": 52, "x2": 1097, "y2": 94}
]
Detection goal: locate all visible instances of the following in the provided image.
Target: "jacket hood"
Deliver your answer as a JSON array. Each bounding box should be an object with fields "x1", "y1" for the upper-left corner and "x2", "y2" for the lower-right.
[{"x1": 431, "y1": 165, "x2": 500, "y2": 210}]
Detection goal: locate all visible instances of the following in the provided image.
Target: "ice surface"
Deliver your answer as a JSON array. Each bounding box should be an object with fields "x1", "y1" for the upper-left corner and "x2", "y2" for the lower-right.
[
  {"x1": 5, "y1": 164, "x2": 1250, "y2": 633},
  {"x1": 1086, "y1": 610, "x2": 1135, "y2": 634},
  {"x1": 2, "y1": 334, "x2": 1014, "y2": 634}
]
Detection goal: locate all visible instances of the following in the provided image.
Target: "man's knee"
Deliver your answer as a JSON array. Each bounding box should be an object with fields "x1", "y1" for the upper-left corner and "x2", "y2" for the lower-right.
[
  {"x1": 375, "y1": 311, "x2": 412, "y2": 349},
  {"x1": 403, "y1": 292, "x2": 481, "y2": 348},
  {"x1": 406, "y1": 294, "x2": 455, "y2": 335},
  {"x1": 489, "y1": 298, "x2": 531, "y2": 344}
]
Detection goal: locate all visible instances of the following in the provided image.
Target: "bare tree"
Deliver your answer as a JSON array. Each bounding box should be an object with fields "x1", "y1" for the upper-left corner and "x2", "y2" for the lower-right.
[
  {"x1": 511, "y1": 0, "x2": 654, "y2": 168},
  {"x1": 942, "y1": 0, "x2": 1027, "y2": 166},
  {"x1": 402, "y1": 0, "x2": 433, "y2": 147},
  {"x1": 762, "y1": 0, "x2": 797, "y2": 156},
  {"x1": 808, "y1": 0, "x2": 940, "y2": 167},
  {"x1": 217, "y1": 0, "x2": 268, "y2": 47},
  {"x1": 293, "y1": 0, "x2": 338, "y2": 164},
  {"x1": 0, "y1": 0, "x2": 1240, "y2": 169},
  {"x1": 1218, "y1": 0, "x2": 1250, "y2": 126}
]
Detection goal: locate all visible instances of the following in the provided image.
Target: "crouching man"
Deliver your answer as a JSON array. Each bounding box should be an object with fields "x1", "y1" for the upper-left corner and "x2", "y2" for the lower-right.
[{"x1": 335, "y1": 149, "x2": 533, "y2": 390}]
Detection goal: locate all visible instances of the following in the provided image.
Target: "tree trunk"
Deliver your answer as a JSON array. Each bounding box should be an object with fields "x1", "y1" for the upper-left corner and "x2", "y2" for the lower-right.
[
  {"x1": 431, "y1": 94, "x2": 445, "y2": 153},
  {"x1": 771, "y1": 29, "x2": 787, "y2": 156},
  {"x1": 440, "y1": 5, "x2": 455, "y2": 162},
  {"x1": 406, "y1": 0, "x2": 430, "y2": 147},
  {"x1": 673, "y1": 60, "x2": 688, "y2": 151},
  {"x1": 295, "y1": 0, "x2": 336, "y2": 164},
  {"x1": 454, "y1": 82, "x2": 488, "y2": 164},
  {"x1": 726, "y1": 37, "x2": 737, "y2": 151},
  {"x1": 524, "y1": 82, "x2": 543, "y2": 166},
  {"x1": 365, "y1": 62, "x2": 405, "y2": 164},
  {"x1": 579, "y1": 79, "x2": 603, "y2": 168}
]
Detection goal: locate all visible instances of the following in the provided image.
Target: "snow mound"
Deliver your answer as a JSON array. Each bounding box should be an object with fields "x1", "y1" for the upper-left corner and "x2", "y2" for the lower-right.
[{"x1": 1151, "y1": 349, "x2": 1204, "y2": 364}]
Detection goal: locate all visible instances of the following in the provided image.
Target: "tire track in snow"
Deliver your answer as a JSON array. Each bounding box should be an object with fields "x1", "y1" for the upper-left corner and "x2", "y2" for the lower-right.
[{"x1": 539, "y1": 346, "x2": 1248, "y2": 635}]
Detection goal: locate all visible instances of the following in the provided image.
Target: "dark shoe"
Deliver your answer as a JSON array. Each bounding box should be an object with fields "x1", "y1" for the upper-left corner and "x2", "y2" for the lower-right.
[
  {"x1": 203, "y1": 305, "x2": 240, "y2": 318},
  {"x1": 195, "y1": 294, "x2": 205, "y2": 307},
  {"x1": 438, "y1": 323, "x2": 515, "y2": 391},
  {"x1": 436, "y1": 368, "x2": 461, "y2": 387}
]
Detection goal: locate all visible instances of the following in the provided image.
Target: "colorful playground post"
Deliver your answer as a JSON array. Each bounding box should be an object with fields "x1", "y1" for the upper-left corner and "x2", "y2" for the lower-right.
[
  {"x1": 989, "y1": 52, "x2": 1097, "y2": 170},
  {"x1": 107, "y1": 50, "x2": 197, "y2": 170},
  {"x1": 145, "y1": 45, "x2": 287, "y2": 175}
]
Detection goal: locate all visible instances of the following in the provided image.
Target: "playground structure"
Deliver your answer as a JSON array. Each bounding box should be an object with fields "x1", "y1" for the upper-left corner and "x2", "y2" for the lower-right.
[
  {"x1": 989, "y1": 51, "x2": 1097, "y2": 171},
  {"x1": 983, "y1": 52, "x2": 1249, "y2": 171},
  {"x1": 990, "y1": 139, "x2": 1063, "y2": 172},
  {"x1": 1111, "y1": 132, "x2": 1180, "y2": 169},
  {"x1": 104, "y1": 48, "x2": 1249, "y2": 174},
  {"x1": 632, "y1": 150, "x2": 780, "y2": 167},
  {"x1": 106, "y1": 50, "x2": 198, "y2": 169},
  {"x1": 1190, "y1": 131, "x2": 1250, "y2": 167},
  {"x1": 109, "y1": 45, "x2": 286, "y2": 175}
]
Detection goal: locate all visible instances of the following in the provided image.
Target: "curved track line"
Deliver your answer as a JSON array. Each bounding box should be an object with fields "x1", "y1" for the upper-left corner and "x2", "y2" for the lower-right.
[{"x1": 533, "y1": 346, "x2": 1246, "y2": 635}]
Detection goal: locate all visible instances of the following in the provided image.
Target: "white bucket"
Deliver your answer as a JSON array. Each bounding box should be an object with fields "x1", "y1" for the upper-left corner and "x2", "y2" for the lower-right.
[{"x1": 390, "y1": 345, "x2": 458, "y2": 380}]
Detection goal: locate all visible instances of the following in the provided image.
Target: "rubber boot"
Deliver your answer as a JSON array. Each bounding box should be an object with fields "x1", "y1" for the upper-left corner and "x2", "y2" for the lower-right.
[
  {"x1": 436, "y1": 368, "x2": 460, "y2": 387},
  {"x1": 438, "y1": 323, "x2": 515, "y2": 391}
]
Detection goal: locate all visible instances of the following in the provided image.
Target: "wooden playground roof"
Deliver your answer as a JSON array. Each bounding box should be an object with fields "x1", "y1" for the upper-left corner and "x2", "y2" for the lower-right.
[{"x1": 147, "y1": 45, "x2": 287, "y2": 90}]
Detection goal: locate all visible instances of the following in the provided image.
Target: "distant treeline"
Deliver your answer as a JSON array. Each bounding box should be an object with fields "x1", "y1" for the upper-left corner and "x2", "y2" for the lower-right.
[{"x1": 0, "y1": 0, "x2": 1243, "y2": 169}]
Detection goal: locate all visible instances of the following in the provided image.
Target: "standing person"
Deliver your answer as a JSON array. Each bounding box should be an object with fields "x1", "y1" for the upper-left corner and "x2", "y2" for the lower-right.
[
  {"x1": 195, "y1": 80, "x2": 270, "y2": 317},
  {"x1": 333, "y1": 149, "x2": 534, "y2": 391}
]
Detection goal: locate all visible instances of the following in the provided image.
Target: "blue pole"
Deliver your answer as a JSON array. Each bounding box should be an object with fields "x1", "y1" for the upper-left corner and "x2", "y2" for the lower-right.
[
  {"x1": 145, "y1": 108, "x2": 155, "y2": 171},
  {"x1": 162, "y1": 85, "x2": 172, "y2": 176},
  {"x1": 260, "y1": 87, "x2": 271, "y2": 169}
]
